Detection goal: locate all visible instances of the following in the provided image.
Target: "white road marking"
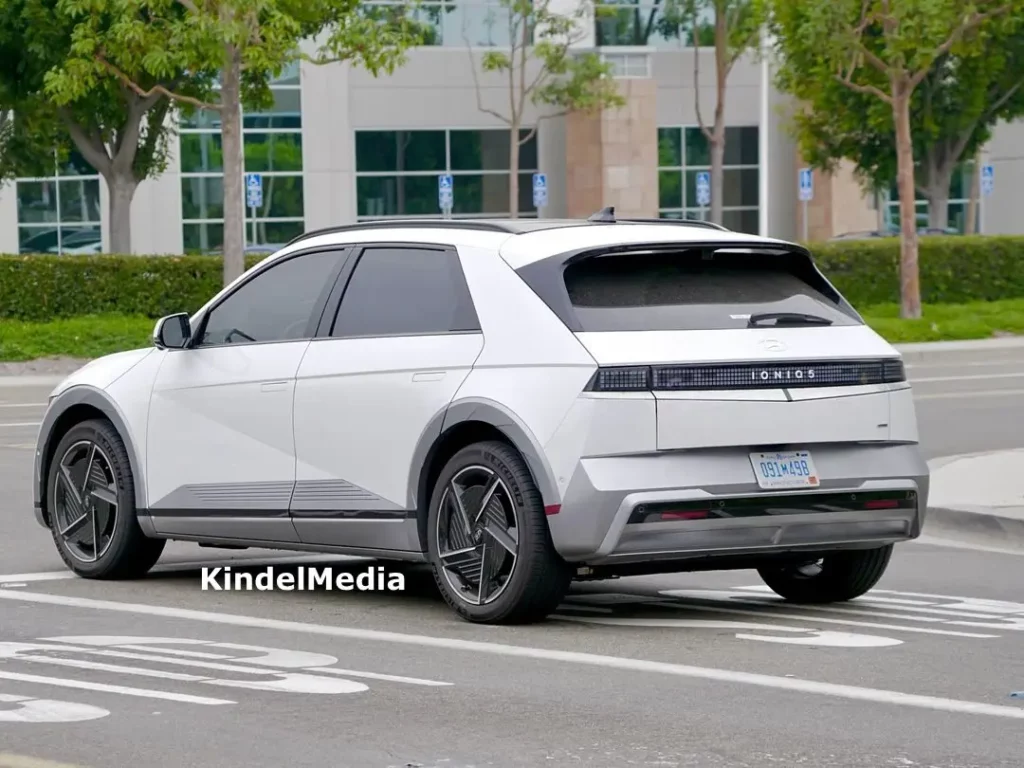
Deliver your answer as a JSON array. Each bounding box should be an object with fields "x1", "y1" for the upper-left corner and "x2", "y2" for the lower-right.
[
  {"x1": 43, "y1": 636, "x2": 450, "y2": 688},
  {"x1": 1, "y1": 589, "x2": 1021, "y2": 719},
  {"x1": 0, "y1": 572, "x2": 76, "y2": 585},
  {"x1": 0, "y1": 693, "x2": 109, "y2": 723},
  {"x1": 0, "y1": 423, "x2": 40, "y2": 429},
  {"x1": 0, "y1": 753, "x2": 87, "y2": 768},
  {"x1": 0, "y1": 404, "x2": 43, "y2": 409},
  {"x1": 641, "y1": 591, "x2": 998, "y2": 638},
  {"x1": 553, "y1": 616, "x2": 902, "y2": 647},
  {"x1": 0, "y1": 670, "x2": 234, "y2": 705}
]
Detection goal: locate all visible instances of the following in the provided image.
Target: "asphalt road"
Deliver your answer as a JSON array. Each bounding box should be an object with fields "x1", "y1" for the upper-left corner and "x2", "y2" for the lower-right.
[{"x1": 1, "y1": 342, "x2": 1023, "y2": 768}]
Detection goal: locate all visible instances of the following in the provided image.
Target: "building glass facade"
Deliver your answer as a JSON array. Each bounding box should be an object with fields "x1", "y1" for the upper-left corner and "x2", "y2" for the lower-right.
[
  {"x1": 178, "y1": 63, "x2": 304, "y2": 253},
  {"x1": 354, "y1": 128, "x2": 539, "y2": 218},
  {"x1": 657, "y1": 125, "x2": 760, "y2": 233},
  {"x1": 884, "y1": 162, "x2": 982, "y2": 233},
  {"x1": 15, "y1": 151, "x2": 102, "y2": 254}
]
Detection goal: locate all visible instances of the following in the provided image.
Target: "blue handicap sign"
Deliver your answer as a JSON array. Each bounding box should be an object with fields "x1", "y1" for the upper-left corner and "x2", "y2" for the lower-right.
[
  {"x1": 981, "y1": 164, "x2": 994, "y2": 197},
  {"x1": 245, "y1": 173, "x2": 262, "y2": 208},
  {"x1": 532, "y1": 173, "x2": 547, "y2": 208},
  {"x1": 799, "y1": 168, "x2": 813, "y2": 202},
  {"x1": 438, "y1": 174, "x2": 454, "y2": 210},
  {"x1": 695, "y1": 171, "x2": 711, "y2": 207}
]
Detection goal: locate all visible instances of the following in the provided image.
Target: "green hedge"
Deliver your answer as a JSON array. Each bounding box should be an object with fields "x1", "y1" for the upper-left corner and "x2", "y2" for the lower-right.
[
  {"x1": 811, "y1": 235, "x2": 1024, "y2": 306},
  {"x1": 0, "y1": 253, "x2": 269, "y2": 322},
  {"x1": 2, "y1": 235, "x2": 1023, "y2": 321}
]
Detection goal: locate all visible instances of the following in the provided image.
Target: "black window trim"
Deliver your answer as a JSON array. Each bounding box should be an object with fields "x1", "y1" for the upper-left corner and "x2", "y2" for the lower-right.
[
  {"x1": 513, "y1": 240, "x2": 863, "y2": 333},
  {"x1": 187, "y1": 245, "x2": 352, "y2": 350},
  {"x1": 314, "y1": 241, "x2": 482, "y2": 341}
]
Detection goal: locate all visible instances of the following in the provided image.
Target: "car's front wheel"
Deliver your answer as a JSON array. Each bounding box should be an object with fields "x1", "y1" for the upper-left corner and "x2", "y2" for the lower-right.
[
  {"x1": 757, "y1": 545, "x2": 893, "y2": 603},
  {"x1": 46, "y1": 418, "x2": 165, "y2": 579},
  {"x1": 426, "y1": 440, "x2": 572, "y2": 624}
]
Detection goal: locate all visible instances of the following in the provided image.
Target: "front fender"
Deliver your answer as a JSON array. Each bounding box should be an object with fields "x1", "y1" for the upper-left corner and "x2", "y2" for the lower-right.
[{"x1": 33, "y1": 385, "x2": 149, "y2": 528}]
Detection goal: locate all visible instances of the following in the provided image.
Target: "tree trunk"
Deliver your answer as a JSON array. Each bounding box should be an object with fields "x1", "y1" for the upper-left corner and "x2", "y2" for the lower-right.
[
  {"x1": 709, "y1": 2, "x2": 727, "y2": 225},
  {"x1": 924, "y1": 161, "x2": 952, "y2": 231},
  {"x1": 509, "y1": 126, "x2": 520, "y2": 218},
  {"x1": 709, "y1": 126, "x2": 725, "y2": 225},
  {"x1": 220, "y1": 41, "x2": 245, "y2": 286},
  {"x1": 965, "y1": 150, "x2": 981, "y2": 234},
  {"x1": 106, "y1": 172, "x2": 138, "y2": 254},
  {"x1": 892, "y1": 84, "x2": 922, "y2": 320}
]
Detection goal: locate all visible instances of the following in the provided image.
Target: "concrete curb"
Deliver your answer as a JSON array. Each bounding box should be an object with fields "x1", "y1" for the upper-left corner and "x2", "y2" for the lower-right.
[
  {"x1": 0, "y1": 375, "x2": 66, "y2": 388},
  {"x1": 896, "y1": 336, "x2": 1024, "y2": 363},
  {"x1": 925, "y1": 505, "x2": 1024, "y2": 551}
]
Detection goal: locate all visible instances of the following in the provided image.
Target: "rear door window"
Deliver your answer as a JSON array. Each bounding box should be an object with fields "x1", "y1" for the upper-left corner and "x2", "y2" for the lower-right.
[{"x1": 561, "y1": 248, "x2": 861, "y2": 332}]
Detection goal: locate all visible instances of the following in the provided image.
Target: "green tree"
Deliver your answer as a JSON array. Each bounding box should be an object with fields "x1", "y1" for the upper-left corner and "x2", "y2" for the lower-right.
[
  {"x1": 769, "y1": 0, "x2": 1019, "y2": 319},
  {"x1": 468, "y1": 0, "x2": 625, "y2": 218},
  {"x1": 0, "y1": 0, "x2": 206, "y2": 253},
  {"x1": 668, "y1": 0, "x2": 763, "y2": 225},
  {"x1": 788, "y1": 29, "x2": 1024, "y2": 232},
  {"x1": 55, "y1": 0, "x2": 424, "y2": 284}
]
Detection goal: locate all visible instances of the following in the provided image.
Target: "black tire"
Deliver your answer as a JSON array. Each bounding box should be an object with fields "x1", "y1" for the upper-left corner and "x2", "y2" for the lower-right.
[
  {"x1": 757, "y1": 545, "x2": 894, "y2": 603},
  {"x1": 426, "y1": 440, "x2": 572, "y2": 624},
  {"x1": 46, "y1": 418, "x2": 165, "y2": 579}
]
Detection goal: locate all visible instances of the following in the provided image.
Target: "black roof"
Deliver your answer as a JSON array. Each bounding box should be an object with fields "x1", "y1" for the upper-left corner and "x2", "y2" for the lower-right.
[{"x1": 284, "y1": 214, "x2": 729, "y2": 247}]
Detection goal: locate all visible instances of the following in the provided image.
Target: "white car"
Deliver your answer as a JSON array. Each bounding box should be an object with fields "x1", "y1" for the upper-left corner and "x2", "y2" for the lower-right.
[{"x1": 32, "y1": 211, "x2": 929, "y2": 624}]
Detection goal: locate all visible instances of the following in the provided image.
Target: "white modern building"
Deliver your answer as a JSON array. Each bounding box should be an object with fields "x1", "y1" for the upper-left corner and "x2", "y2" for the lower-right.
[{"x1": 2, "y1": 1, "x2": 1022, "y2": 255}]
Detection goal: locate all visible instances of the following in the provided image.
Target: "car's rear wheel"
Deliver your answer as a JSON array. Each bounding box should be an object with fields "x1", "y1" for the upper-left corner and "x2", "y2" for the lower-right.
[
  {"x1": 426, "y1": 440, "x2": 572, "y2": 624},
  {"x1": 757, "y1": 545, "x2": 893, "y2": 603},
  {"x1": 47, "y1": 419, "x2": 165, "y2": 579}
]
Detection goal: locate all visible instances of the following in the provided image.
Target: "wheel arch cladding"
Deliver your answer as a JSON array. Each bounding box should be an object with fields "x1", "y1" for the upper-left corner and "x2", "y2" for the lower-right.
[
  {"x1": 35, "y1": 386, "x2": 148, "y2": 526},
  {"x1": 410, "y1": 400, "x2": 561, "y2": 551}
]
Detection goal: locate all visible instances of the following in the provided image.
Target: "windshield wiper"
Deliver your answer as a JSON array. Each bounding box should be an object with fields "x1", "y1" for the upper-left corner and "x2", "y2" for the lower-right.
[{"x1": 747, "y1": 312, "x2": 833, "y2": 327}]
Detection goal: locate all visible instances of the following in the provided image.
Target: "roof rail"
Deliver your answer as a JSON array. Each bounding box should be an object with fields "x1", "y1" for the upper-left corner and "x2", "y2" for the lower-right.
[
  {"x1": 283, "y1": 218, "x2": 517, "y2": 247},
  {"x1": 618, "y1": 217, "x2": 731, "y2": 232}
]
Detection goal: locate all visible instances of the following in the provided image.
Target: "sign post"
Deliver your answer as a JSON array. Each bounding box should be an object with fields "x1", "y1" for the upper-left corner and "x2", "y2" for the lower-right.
[
  {"x1": 798, "y1": 168, "x2": 813, "y2": 241},
  {"x1": 695, "y1": 171, "x2": 711, "y2": 221},
  {"x1": 438, "y1": 174, "x2": 454, "y2": 219},
  {"x1": 245, "y1": 173, "x2": 263, "y2": 246},
  {"x1": 532, "y1": 173, "x2": 548, "y2": 212}
]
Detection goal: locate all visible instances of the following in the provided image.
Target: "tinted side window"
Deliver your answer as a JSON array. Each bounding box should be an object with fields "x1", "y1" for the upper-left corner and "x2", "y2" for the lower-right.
[
  {"x1": 331, "y1": 247, "x2": 479, "y2": 338},
  {"x1": 198, "y1": 250, "x2": 341, "y2": 346}
]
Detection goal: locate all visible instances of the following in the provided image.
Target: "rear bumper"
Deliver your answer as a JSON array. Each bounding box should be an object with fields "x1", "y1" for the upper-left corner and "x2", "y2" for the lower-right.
[{"x1": 547, "y1": 443, "x2": 928, "y2": 566}]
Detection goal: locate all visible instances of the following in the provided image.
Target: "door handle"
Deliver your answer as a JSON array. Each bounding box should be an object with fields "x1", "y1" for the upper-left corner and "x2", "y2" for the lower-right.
[
  {"x1": 412, "y1": 372, "x2": 446, "y2": 383},
  {"x1": 260, "y1": 380, "x2": 290, "y2": 392}
]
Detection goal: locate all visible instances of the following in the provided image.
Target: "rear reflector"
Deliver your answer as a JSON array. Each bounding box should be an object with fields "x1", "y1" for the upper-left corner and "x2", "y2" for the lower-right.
[
  {"x1": 544, "y1": 505, "x2": 561, "y2": 516},
  {"x1": 863, "y1": 499, "x2": 900, "y2": 509},
  {"x1": 659, "y1": 510, "x2": 709, "y2": 521}
]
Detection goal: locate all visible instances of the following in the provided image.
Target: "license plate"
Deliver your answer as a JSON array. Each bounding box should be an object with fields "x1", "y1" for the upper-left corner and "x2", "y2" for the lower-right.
[{"x1": 749, "y1": 450, "x2": 820, "y2": 489}]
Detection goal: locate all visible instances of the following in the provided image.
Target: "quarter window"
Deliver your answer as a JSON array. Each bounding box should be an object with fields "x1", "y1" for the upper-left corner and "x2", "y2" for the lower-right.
[
  {"x1": 198, "y1": 250, "x2": 342, "y2": 346},
  {"x1": 331, "y1": 247, "x2": 479, "y2": 337}
]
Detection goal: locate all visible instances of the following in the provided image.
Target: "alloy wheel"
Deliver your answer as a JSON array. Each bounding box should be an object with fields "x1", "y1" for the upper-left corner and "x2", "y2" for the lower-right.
[
  {"x1": 51, "y1": 440, "x2": 119, "y2": 563},
  {"x1": 435, "y1": 465, "x2": 520, "y2": 606}
]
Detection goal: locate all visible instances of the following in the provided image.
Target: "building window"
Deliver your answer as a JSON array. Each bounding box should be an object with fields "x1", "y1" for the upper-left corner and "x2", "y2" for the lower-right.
[
  {"x1": 178, "y1": 63, "x2": 304, "y2": 254},
  {"x1": 354, "y1": 129, "x2": 539, "y2": 219},
  {"x1": 360, "y1": 1, "x2": 523, "y2": 46},
  {"x1": 884, "y1": 162, "x2": 981, "y2": 233},
  {"x1": 15, "y1": 151, "x2": 102, "y2": 254},
  {"x1": 594, "y1": 2, "x2": 715, "y2": 48},
  {"x1": 657, "y1": 125, "x2": 760, "y2": 234}
]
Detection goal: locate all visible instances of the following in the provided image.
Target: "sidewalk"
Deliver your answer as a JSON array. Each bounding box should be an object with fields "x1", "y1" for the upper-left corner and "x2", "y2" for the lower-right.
[{"x1": 926, "y1": 449, "x2": 1024, "y2": 549}]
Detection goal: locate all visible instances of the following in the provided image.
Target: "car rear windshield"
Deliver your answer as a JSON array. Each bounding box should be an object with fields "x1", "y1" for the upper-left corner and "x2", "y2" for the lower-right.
[{"x1": 560, "y1": 248, "x2": 861, "y2": 332}]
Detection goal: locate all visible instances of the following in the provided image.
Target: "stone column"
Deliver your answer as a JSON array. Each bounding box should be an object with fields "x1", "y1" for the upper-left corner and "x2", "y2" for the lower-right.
[{"x1": 564, "y1": 76, "x2": 658, "y2": 219}]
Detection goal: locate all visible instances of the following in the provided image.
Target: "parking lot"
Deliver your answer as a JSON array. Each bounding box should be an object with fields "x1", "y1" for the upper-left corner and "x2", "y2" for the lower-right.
[{"x1": 2, "y1": 341, "x2": 1023, "y2": 768}]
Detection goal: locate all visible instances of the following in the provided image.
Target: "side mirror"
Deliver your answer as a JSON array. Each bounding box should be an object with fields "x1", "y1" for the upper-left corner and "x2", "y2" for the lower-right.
[{"x1": 153, "y1": 313, "x2": 191, "y2": 349}]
